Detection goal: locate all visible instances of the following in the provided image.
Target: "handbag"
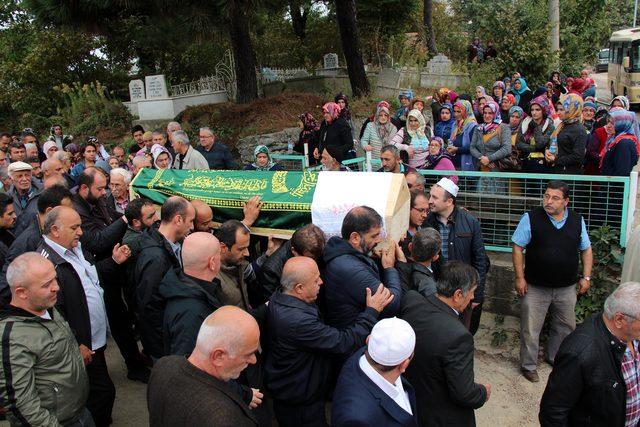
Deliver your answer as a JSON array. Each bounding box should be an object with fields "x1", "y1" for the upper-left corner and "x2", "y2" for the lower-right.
[{"x1": 485, "y1": 125, "x2": 522, "y2": 171}]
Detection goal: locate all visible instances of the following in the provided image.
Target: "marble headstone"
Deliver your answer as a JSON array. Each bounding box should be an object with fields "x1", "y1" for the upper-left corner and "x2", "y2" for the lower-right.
[
  {"x1": 145, "y1": 75, "x2": 169, "y2": 99},
  {"x1": 427, "y1": 54, "x2": 452, "y2": 74},
  {"x1": 128, "y1": 79, "x2": 145, "y2": 102},
  {"x1": 323, "y1": 53, "x2": 339, "y2": 69}
]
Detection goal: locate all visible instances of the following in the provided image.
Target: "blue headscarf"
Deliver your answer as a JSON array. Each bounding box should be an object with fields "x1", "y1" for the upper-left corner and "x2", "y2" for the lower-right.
[
  {"x1": 434, "y1": 103, "x2": 455, "y2": 141},
  {"x1": 511, "y1": 78, "x2": 529, "y2": 104}
]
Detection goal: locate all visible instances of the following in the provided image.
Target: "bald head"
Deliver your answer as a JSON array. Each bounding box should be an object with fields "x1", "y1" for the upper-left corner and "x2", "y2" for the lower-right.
[
  {"x1": 281, "y1": 256, "x2": 323, "y2": 303},
  {"x1": 43, "y1": 205, "x2": 82, "y2": 249},
  {"x1": 8, "y1": 253, "x2": 58, "y2": 314},
  {"x1": 190, "y1": 306, "x2": 260, "y2": 381},
  {"x1": 191, "y1": 199, "x2": 214, "y2": 232},
  {"x1": 182, "y1": 232, "x2": 221, "y2": 280},
  {"x1": 41, "y1": 158, "x2": 64, "y2": 178},
  {"x1": 43, "y1": 174, "x2": 68, "y2": 189}
]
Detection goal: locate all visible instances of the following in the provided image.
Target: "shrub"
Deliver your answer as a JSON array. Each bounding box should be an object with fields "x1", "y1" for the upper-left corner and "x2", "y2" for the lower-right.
[{"x1": 54, "y1": 81, "x2": 132, "y2": 140}]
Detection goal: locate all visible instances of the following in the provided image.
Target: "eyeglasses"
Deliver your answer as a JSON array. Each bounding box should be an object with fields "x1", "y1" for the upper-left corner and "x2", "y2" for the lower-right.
[
  {"x1": 411, "y1": 207, "x2": 428, "y2": 214},
  {"x1": 623, "y1": 313, "x2": 640, "y2": 322}
]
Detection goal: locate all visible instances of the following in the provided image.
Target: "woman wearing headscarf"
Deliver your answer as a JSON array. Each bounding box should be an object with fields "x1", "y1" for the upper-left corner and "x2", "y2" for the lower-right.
[
  {"x1": 424, "y1": 137, "x2": 457, "y2": 183},
  {"x1": 600, "y1": 108, "x2": 640, "y2": 176},
  {"x1": 508, "y1": 106, "x2": 524, "y2": 144},
  {"x1": 151, "y1": 144, "x2": 173, "y2": 170},
  {"x1": 334, "y1": 92, "x2": 356, "y2": 139},
  {"x1": 434, "y1": 103, "x2": 455, "y2": 145},
  {"x1": 390, "y1": 109, "x2": 430, "y2": 169},
  {"x1": 549, "y1": 71, "x2": 567, "y2": 99},
  {"x1": 245, "y1": 145, "x2": 282, "y2": 171},
  {"x1": 611, "y1": 95, "x2": 631, "y2": 110},
  {"x1": 314, "y1": 102, "x2": 353, "y2": 163},
  {"x1": 492, "y1": 81, "x2": 506, "y2": 103},
  {"x1": 361, "y1": 102, "x2": 397, "y2": 160},
  {"x1": 500, "y1": 93, "x2": 517, "y2": 123},
  {"x1": 297, "y1": 112, "x2": 320, "y2": 166},
  {"x1": 470, "y1": 101, "x2": 512, "y2": 193},
  {"x1": 447, "y1": 100, "x2": 477, "y2": 171},
  {"x1": 511, "y1": 78, "x2": 533, "y2": 111},
  {"x1": 582, "y1": 99, "x2": 597, "y2": 133},
  {"x1": 516, "y1": 95, "x2": 555, "y2": 173},
  {"x1": 568, "y1": 78, "x2": 587, "y2": 96},
  {"x1": 583, "y1": 78, "x2": 596, "y2": 99},
  {"x1": 503, "y1": 77, "x2": 512, "y2": 92},
  {"x1": 545, "y1": 93, "x2": 587, "y2": 174},
  {"x1": 474, "y1": 95, "x2": 491, "y2": 122},
  {"x1": 42, "y1": 140, "x2": 59, "y2": 159},
  {"x1": 411, "y1": 98, "x2": 435, "y2": 133},
  {"x1": 394, "y1": 89, "x2": 414, "y2": 128},
  {"x1": 428, "y1": 87, "x2": 451, "y2": 125}
]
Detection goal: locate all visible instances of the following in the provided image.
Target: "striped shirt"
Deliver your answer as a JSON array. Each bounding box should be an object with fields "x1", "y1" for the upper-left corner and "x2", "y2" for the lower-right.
[{"x1": 622, "y1": 340, "x2": 640, "y2": 427}]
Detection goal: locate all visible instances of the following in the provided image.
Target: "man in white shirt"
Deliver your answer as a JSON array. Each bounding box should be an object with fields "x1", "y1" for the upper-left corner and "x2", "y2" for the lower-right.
[
  {"x1": 331, "y1": 317, "x2": 419, "y2": 427},
  {"x1": 36, "y1": 206, "x2": 131, "y2": 427}
]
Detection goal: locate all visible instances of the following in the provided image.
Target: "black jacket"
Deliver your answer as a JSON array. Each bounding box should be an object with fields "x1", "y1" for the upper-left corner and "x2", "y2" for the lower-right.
[
  {"x1": 317, "y1": 118, "x2": 353, "y2": 160},
  {"x1": 539, "y1": 313, "x2": 627, "y2": 427},
  {"x1": 322, "y1": 236, "x2": 402, "y2": 329},
  {"x1": 0, "y1": 229, "x2": 14, "y2": 273},
  {"x1": 400, "y1": 291, "x2": 487, "y2": 427},
  {"x1": 424, "y1": 207, "x2": 488, "y2": 302},
  {"x1": 397, "y1": 261, "x2": 437, "y2": 297},
  {"x1": 264, "y1": 290, "x2": 378, "y2": 405},
  {"x1": 135, "y1": 227, "x2": 181, "y2": 359},
  {"x1": 37, "y1": 239, "x2": 118, "y2": 348},
  {"x1": 551, "y1": 122, "x2": 587, "y2": 174},
  {"x1": 0, "y1": 218, "x2": 43, "y2": 305},
  {"x1": 72, "y1": 194, "x2": 127, "y2": 260},
  {"x1": 260, "y1": 240, "x2": 293, "y2": 295},
  {"x1": 159, "y1": 268, "x2": 223, "y2": 356}
]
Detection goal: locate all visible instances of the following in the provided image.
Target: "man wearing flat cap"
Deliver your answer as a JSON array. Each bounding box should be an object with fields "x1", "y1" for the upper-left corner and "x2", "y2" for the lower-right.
[
  {"x1": 6, "y1": 161, "x2": 42, "y2": 230},
  {"x1": 332, "y1": 317, "x2": 419, "y2": 427},
  {"x1": 423, "y1": 177, "x2": 488, "y2": 334}
]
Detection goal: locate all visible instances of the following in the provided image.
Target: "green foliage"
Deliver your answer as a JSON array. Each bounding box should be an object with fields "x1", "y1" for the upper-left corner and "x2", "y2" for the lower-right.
[
  {"x1": 574, "y1": 225, "x2": 624, "y2": 323},
  {"x1": 54, "y1": 81, "x2": 132, "y2": 140},
  {"x1": 491, "y1": 314, "x2": 507, "y2": 347}
]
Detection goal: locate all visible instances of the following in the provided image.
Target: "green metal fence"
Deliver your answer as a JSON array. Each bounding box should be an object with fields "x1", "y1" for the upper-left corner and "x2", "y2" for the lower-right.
[
  {"x1": 271, "y1": 153, "x2": 307, "y2": 171},
  {"x1": 416, "y1": 169, "x2": 637, "y2": 251}
]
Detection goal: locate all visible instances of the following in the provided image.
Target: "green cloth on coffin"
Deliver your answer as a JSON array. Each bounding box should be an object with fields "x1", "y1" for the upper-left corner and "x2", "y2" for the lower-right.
[{"x1": 131, "y1": 169, "x2": 318, "y2": 234}]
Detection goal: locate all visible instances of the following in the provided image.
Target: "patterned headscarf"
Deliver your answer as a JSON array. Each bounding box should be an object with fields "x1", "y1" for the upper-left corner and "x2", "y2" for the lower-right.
[
  {"x1": 601, "y1": 107, "x2": 640, "y2": 168},
  {"x1": 509, "y1": 106, "x2": 524, "y2": 118},
  {"x1": 478, "y1": 101, "x2": 502, "y2": 133},
  {"x1": 475, "y1": 86, "x2": 487, "y2": 97},
  {"x1": 530, "y1": 94, "x2": 551, "y2": 117},
  {"x1": 251, "y1": 145, "x2": 275, "y2": 171},
  {"x1": 424, "y1": 137, "x2": 451, "y2": 169},
  {"x1": 492, "y1": 81, "x2": 506, "y2": 93},
  {"x1": 399, "y1": 89, "x2": 414, "y2": 101},
  {"x1": 435, "y1": 87, "x2": 451, "y2": 104},
  {"x1": 322, "y1": 102, "x2": 342, "y2": 123},
  {"x1": 570, "y1": 78, "x2": 587, "y2": 94},
  {"x1": 451, "y1": 99, "x2": 477, "y2": 141},
  {"x1": 551, "y1": 93, "x2": 583, "y2": 140},
  {"x1": 611, "y1": 95, "x2": 631, "y2": 111},
  {"x1": 151, "y1": 144, "x2": 173, "y2": 169},
  {"x1": 375, "y1": 104, "x2": 395, "y2": 143},
  {"x1": 299, "y1": 113, "x2": 319, "y2": 132}
]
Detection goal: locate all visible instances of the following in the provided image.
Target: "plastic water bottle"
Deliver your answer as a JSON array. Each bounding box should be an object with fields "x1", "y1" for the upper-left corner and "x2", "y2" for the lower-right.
[
  {"x1": 549, "y1": 137, "x2": 558, "y2": 155},
  {"x1": 287, "y1": 137, "x2": 294, "y2": 153}
]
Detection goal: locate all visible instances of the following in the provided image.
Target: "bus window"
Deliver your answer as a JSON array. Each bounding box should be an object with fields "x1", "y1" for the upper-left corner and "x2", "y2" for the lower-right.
[
  {"x1": 617, "y1": 45, "x2": 624, "y2": 64},
  {"x1": 633, "y1": 43, "x2": 640, "y2": 70}
]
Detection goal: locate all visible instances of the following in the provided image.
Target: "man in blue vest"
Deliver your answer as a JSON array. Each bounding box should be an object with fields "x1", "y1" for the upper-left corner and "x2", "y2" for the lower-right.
[{"x1": 512, "y1": 180, "x2": 593, "y2": 382}]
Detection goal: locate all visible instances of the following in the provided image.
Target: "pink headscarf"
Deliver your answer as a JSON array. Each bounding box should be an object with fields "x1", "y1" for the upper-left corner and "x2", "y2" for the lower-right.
[
  {"x1": 322, "y1": 102, "x2": 342, "y2": 123},
  {"x1": 478, "y1": 101, "x2": 502, "y2": 133}
]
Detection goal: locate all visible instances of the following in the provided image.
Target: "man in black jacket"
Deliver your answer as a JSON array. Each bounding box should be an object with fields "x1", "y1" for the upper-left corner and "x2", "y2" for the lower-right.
[
  {"x1": 73, "y1": 167, "x2": 148, "y2": 382},
  {"x1": 265, "y1": 256, "x2": 394, "y2": 427},
  {"x1": 398, "y1": 228, "x2": 441, "y2": 297},
  {"x1": 400, "y1": 261, "x2": 490, "y2": 427},
  {"x1": 37, "y1": 206, "x2": 131, "y2": 427},
  {"x1": 540, "y1": 282, "x2": 640, "y2": 426},
  {"x1": 135, "y1": 196, "x2": 194, "y2": 360},
  {"x1": 323, "y1": 206, "x2": 404, "y2": 329},
  {"x1": 0, "y1": 193, "x2": 15, "y2": 268},
  {"x1": 160, "y1": 232, "x2": 223, "y2": 356},
  {"x1": 425, "y1": 177, "x2": 488, "y2": 334}
]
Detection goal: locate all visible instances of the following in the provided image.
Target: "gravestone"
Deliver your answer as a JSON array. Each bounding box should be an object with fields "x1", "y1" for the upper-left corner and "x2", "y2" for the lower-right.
[
  {"x1": 145, "y1": 74, "x2": 169, "y2": 99},
  {"x1": 323, "y1": 53, "x2": 339, "y2": 69},
  {"x1": 129, "y1": 79, "x2": 145, "y2": 102},
  {"x1": 377, "y1": 68, "x2": 401, "y2": 88},
  {"x1": 427, "y1": 54, "x2": 452, "y2": 74}
]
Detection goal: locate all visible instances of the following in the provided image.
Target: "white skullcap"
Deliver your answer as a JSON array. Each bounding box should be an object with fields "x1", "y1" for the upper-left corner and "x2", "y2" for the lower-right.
[
  {"x1": 436, "y1": 177, "x2": 459, "y2": 198},
  {"x1": 368, "y1": 317, "x2": 416, "y2": 366},
  {"x1": 7, "y1": 162, "x2": 33, "y2": 174}
]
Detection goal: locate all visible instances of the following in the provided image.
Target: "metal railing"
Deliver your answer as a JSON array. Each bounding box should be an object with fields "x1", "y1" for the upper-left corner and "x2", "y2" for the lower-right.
[
  {"x1": 416, "y1": 169, "x2": 637, "y2": 251},
  {"x1": 271, "y1": 153, "x2": 308, "y2": 171},
  {"x1": 170, "y1": 76, "x2": 226, "y2": 96}
]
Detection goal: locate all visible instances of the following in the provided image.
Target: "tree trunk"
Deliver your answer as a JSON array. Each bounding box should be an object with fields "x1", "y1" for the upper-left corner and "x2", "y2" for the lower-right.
[
  {"x1": 289, "y1": 0, "x2": 309, "y2": 41},
  {"x1": 228, "y1": 0, "x2": 259, "y2": 103},
  {"x1": 334, "y1": 0, "x2": 370, "y2": 98},
  {"x1": 423, "y1": 0, "x2": 438, "y2": 55}
]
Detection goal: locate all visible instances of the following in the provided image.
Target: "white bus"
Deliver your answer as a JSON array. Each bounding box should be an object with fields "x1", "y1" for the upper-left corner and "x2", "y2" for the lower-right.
[{"x1": 609, "y1": 27, "x2": 640, "y2": 104}]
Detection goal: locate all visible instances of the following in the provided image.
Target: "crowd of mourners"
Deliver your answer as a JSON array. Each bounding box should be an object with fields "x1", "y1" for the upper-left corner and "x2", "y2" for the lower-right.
[{"x1": 0, "y1": 65, "x2": 638, "y2": 427}]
